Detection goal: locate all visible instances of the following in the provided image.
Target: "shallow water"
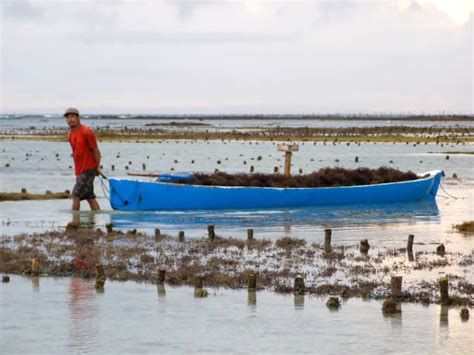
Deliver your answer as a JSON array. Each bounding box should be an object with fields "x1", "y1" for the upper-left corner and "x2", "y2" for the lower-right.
[
  {"x1": 2, "y1": 115, "x2": 474, "y2": 134},
  {"x1": 1, "y1": 276, "x2": 472, "y2": 354},
  {"x1": 2, "y1": 140, "x2": 473, "y2": 192},
  {"x1": 1, "y1": 140, "x2": 473, "y2": 253}
]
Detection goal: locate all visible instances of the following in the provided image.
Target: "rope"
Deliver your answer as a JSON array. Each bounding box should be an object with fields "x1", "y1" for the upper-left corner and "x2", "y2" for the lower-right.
[
  {"x1": 439, "y1": 182, "x2": 459, "y2": 200},
  {"x1": 99, "y1": 175, "x2": 129, "y2": 207},
  {"x1": 99, "y1": 176, "x2": 110, "y2": 200}
]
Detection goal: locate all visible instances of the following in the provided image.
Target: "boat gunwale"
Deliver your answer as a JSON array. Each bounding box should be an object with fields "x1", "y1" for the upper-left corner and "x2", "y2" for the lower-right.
[{"x1": 110, "y1": 170, "x2": 441, "y2": 191}]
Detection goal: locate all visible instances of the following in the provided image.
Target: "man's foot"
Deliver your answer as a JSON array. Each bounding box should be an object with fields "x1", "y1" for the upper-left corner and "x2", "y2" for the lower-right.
[{"x1": 66, "y1": 221, "x2": 79, "y2": 231}]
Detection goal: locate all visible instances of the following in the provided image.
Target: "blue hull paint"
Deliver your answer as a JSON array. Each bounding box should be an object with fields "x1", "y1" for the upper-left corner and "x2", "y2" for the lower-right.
[{"x1": 109, "y1": 170, "x2": 442, "y2": 211}]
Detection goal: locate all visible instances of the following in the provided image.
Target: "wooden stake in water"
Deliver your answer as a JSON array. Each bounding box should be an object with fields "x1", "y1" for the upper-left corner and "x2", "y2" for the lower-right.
[
  {"x1": 391, "y1": 276, "x2": 402, "y2": 297},
  {"x1": 158, "y1": 266, "x2": 166, "y2": 284},
  {"x1": 95, "y1": 264, "x2": 106, "y2": 291},
  {"x1": 248, "y1": 271, "x2": 257, "y2": 291},
  {"x1": 360, "y1": 239, "x2": 370, "y2": 254},
  {"x1": 154, "y1": 228, "x2": 161, "y2": 241},
  {"x1": 439, "y1": 276, "x2": 450, "y2": 306},
  {"x1": 407, "y1": 234, "x2": 414, "y2": 252},
  {"x1": 105, "y1": 223, "x2": 113, "y2": 234},
  {"x1": 324, "y1": 228, "x2": 332, "y2": 253},
  {"x1": 194, "y1": 275, "x2": 208, "y2": 297},
  {"x1": 208, "y1": 225, "x2": 215, "y2": 240},
  {"x1": 247, "y1": 229, "x2": 254, "y2": 241},
  {"x1": 178, "y1": 231, "x2": 185, "y2": 242},
  {"x1": 31, "y1": 258, "x2": 39, "y2": 276},
  {"x1": 436, "y1": 244, "x2": 446, "y2": 256},
  {"x1": 294, "y1": 275, "x2": 305, "y2": 295}
]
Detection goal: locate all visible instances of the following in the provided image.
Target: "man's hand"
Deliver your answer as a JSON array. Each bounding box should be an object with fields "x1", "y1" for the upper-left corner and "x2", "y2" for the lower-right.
[{"x1": 96, "y1": 167, "x2": 103, "y2": 176}]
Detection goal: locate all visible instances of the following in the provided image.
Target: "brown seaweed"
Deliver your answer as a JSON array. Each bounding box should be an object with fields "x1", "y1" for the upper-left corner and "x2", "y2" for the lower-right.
[{"x1": 182, "y1": 167, "x2": 419, "y2": 188}]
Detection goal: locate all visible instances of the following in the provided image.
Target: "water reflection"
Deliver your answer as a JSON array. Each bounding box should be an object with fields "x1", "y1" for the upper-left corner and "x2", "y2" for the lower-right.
[
  {"x1": 248, "y1": 291, "x2": 257, "y2": 307},
  {"x1": 68, "y1": 211, "x2": 98, "y2": 230},
  {"x1": 2, "y1": 277, "x2": 473, "y2": 354},
  {"x1": 157, "y1": 284, "x2": 166, "y2": 298},
  {"x1": 294, "y1": 295, "x2": 304, "y2": 309},
  {"x1": 31, "y1": 276, "x2": 39, "y2": 292},
  {"x1": 110, "y1": 201, "x2": 440, "y2": 233},
  {"x1": 68, "y1": 278, "x2": 98, "y2": 352},
  {"x1": 440, "y1": 306, "x2": 449, "y2": 327}
]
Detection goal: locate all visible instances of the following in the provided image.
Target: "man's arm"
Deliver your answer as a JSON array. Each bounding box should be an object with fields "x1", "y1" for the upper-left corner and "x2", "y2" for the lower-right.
[{"x1": 93, "y1": 148, "x2": 102, "y2": 175}]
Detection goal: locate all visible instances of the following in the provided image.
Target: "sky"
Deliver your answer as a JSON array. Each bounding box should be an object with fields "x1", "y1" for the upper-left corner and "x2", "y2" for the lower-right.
[{"x1": 0, "y1": 0, "x2": 473, "y2": 115}]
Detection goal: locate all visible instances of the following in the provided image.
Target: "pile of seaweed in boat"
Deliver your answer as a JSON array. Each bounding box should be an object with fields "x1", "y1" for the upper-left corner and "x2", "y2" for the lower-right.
[{"x1": 183, "y1": 167, "x2": 419, "y2": 188}]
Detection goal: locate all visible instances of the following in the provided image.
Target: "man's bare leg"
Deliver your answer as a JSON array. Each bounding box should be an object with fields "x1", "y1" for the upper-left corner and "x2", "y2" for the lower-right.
[
  {"x1": 87, "y1": 198, "x2": 100, "y2": 211},
  {"x1": 72, "y1": 195, "x2": 80, "y2": 211}
]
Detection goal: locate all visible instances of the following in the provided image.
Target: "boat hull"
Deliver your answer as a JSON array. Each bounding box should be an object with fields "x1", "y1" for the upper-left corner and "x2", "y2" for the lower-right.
[{"x1": 109, "y1": 170, "x2": 442, "y2": 211}]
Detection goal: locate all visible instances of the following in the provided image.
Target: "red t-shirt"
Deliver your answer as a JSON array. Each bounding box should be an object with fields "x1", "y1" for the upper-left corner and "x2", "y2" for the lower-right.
[{"x1": 68, "y1": 124, "x2": 99, "y2": 176}]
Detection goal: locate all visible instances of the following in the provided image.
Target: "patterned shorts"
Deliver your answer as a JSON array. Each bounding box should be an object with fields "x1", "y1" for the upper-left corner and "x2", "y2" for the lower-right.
[{"x1": 72, "y1": 169, "x2": 97, "y2": 201}]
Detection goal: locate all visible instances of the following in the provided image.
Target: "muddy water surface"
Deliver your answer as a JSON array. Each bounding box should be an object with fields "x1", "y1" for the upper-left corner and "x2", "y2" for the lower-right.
[{"x1": 1, "y1": 276, "x2": 472, "y2": 354}]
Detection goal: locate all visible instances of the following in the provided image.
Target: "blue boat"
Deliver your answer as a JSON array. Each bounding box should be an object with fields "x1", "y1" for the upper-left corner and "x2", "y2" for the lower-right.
[{"x1": 108, "y1": 170, "x2": 442, "y2": 211}]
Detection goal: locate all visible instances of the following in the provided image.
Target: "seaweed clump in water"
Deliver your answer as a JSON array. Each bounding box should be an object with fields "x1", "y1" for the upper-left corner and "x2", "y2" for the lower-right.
[{"x1": 184, "y1": 167, "x2": 419, "y2": 188}]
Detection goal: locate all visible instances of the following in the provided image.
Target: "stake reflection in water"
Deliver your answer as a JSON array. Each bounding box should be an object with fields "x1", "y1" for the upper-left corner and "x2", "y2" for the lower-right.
[
  {"x1": 294, "y1": 294, "x2": 304, "y2": 309},
  {"x1": 440, "y1": 306, "x2": 449, "y2": 327},
  {"x1": 157, "y1": 284, "x2": 166, "y2": 298},
  {"x1": 248, "y1": 291, "x2": 256, "y2": 307},
  {"x1": 31, "y1": 276, "x2": 39, "y2": 292}
]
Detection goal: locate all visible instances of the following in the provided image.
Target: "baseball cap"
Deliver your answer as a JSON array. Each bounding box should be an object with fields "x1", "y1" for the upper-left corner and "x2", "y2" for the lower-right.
[{"x1": 64, "y1": 107, "x2": 80, "y2": 117}]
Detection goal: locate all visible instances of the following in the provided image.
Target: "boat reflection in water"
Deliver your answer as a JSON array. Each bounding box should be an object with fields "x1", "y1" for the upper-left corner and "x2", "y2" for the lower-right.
[{"x1": 109, "y1": 200, "x2": 440, "y2": 235}]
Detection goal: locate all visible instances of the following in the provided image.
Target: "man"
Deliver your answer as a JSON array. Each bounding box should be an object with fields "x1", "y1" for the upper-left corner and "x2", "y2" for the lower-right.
[{"x1": 64, "y1": 107, "x2": 102, "y2": 211}]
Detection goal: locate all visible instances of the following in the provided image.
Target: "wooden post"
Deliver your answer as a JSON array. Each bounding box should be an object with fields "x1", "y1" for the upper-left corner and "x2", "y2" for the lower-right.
[
  {"x1": 208, "y1": 225, "x2": 215, "y2": 240},
  {"x1": 436, "y1": 244, "x2": 446, "y2": 256},
  {"x1": 391, "y1": 276, "x2": 402, "y2": 297},
  {"x1": 194, "y1": 275, "x2": 208, "y2": 297},
  {"x1": 439, "y1": 276, "x2": 450, "y2": 306},
  {"x1": 248, "y1": 271, "x2": 256, "y2": 291},
  {"x1": 360, "y1": 239, "x2": 370, "y2": 254},
  {"x1": 154, "y1": 228, "x2": 161, "y2": 241},
  {"x1": 247, "y1": 229, "x2": 254, "y2": 241},
  {"x1": 95, "y1": 264, "x2": 106, "y2": 290},
  {"x1": 178, "y1": 231, "x2": 185, "y2": 242},
  {"x1": 284, "y1": 151, "x2": 292, "y2": 177},
  {"x1": 326, "y1": 296, "x2": 341, "y2": 310},
  {"x1": 294, "y1": 275, "x2": 305, "y2": 295},
  {"x1": 105, "y1": 223, "x2": 113, "y2": 234},
  {"x1": 158, "y1": 266, "x2": 166, "y2": 284},
  {"x1": 407, "y1": 234, "x2": 414, "y2": 252},
  {"x1": 194, "y1": 275, "x2": 203, "y2": 289},
  {"x1": 324, "y1": 228, "x2": 332, "y2": 253},
  {"x1": 31, "y1": 258, "x2": 39, "y2": 276},
  {"x1": 277, "y1": 144, "x2": 299, "y2": 177}
]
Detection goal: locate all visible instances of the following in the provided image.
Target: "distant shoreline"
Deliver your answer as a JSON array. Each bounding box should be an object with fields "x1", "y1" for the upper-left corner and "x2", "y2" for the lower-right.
[{"x1": 2, "y1": 114, "x2": 474, "y2": 122}]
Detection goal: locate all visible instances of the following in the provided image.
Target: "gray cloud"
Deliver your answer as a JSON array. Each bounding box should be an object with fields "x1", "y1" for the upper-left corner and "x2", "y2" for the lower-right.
[
  {"x1": 67, "y1": 30, "x2": 293, "y2": 45},
  {"x1": 1, "y1": 0, "x2": 472, "y2": 114},
  {"x1": 167, "y1": 0, "x2": 206, "y2": 20},
  {"x1": 1, "y1": 0, "x2": 44, "y2": 21}
]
